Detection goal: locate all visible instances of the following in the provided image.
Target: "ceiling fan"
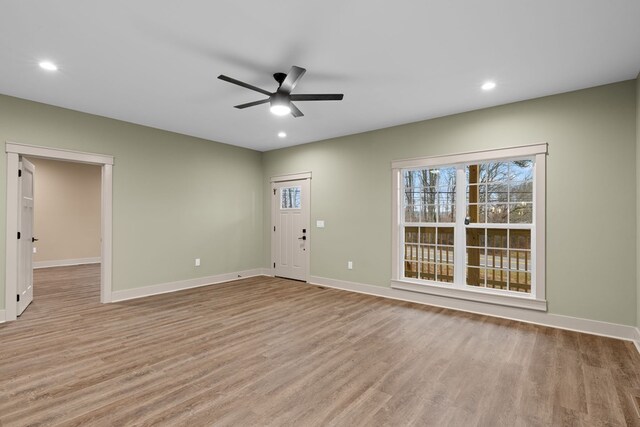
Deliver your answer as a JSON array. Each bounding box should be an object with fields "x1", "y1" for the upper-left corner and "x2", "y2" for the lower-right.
[{"x1": 218, "y1": 66, "x2": 343, "y2": 118}]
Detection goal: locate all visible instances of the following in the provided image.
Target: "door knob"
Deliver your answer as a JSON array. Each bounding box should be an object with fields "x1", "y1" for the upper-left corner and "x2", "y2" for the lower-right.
[
  {"x1": 32, "y1": 237, "x2": 39, "y2": 242},
  {"x1": 298, "y1": 236, "x2": 307, "y2": 240}
]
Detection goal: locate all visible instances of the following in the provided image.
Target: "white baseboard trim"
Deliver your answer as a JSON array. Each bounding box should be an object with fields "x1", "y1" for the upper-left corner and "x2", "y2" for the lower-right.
[
  {"x1": 111, "y1": 268, "x2": 266, "y2": 303},
  {"x1": 0, "y1": 309, "x2": 5, "y2": 323},
  {"x1": 309, "y1": 275, "x2": 640, "y2": 352},
  {"x1": 34, "y1": 257, "x2": 101, "y2": 269}
]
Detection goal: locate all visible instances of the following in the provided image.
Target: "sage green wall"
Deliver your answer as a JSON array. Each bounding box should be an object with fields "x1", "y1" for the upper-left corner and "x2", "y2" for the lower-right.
[
  {"x1": 0, "y1": 94, "x2": 264, "y2": 310},
  {"x1": 263, "y1": 81, "x2": 638, "y2": 326}
]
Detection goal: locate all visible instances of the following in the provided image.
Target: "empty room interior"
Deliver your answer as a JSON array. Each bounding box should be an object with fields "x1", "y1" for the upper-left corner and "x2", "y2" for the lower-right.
[{"x1": 1, "y1": 1, "x2": 640, "y2": 426}]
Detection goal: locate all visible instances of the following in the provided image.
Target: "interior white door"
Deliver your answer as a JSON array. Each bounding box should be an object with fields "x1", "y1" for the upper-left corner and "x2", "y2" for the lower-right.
[
  {"x1": 273, "y1": 179, "x2": 309, "y2": 281},
  {"x1": 17, "y1": 158, "x2": 35, "y2": 316}
]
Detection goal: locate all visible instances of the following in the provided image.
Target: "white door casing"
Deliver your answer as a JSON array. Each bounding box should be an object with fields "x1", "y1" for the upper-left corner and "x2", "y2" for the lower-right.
[
  {"x1": 271, "y1": 175, "x2": 310, "y2": 281},
  {"x1": 5, "y1": 142, "x2": 114, "y2": 323},
  {"x1": 17, "y1": 158, "x2": 35, "y2": 315}
]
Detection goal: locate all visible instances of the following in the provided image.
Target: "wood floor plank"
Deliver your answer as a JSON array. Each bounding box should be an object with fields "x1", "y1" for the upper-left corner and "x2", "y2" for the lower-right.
[{"x1": 0, "y1": 264, "x2": 639, "y2": 426}]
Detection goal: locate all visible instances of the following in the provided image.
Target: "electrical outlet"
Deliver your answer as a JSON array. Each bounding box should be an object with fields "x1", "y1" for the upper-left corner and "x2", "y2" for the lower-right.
[
  {"x1": 348, "y1": 261, "x2": 353, "y2": 270},
  {"x1": 195, "y1": 258, "x2": 200, "y2": 267}
]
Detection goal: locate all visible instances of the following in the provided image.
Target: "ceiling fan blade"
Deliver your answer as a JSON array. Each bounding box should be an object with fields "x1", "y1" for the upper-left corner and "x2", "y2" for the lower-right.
[
  {"x1": 290, "y1": 94, "x2": 344, "y2": 101},
  {"x1": 290, "y1": 103, "x2": 304, "y2": 118},
  {"x1": 279, "y1": 66, "x2": 306, "y2": 94},
  {"x1": 234, "y1": 99, "x2": 270, "y2": 109},
  {"x1": 218, "y1": 75, "x2": 272, "y2": 96}
]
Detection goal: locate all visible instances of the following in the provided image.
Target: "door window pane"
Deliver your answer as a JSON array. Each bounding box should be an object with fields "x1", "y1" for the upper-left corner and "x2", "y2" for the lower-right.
[{"x1": 280, "y1": 186, "x2": 301, "y2": 209}]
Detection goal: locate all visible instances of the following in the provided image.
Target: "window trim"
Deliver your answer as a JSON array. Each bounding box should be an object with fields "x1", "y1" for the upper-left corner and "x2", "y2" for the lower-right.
[{"x1": 391, "y1": 143, "x2": 547, "y2": 311}]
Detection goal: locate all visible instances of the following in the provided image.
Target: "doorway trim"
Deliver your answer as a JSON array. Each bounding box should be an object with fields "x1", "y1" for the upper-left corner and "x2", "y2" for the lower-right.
[
  {"x1": 5, "y1": 142, "x2": 114, "y2": 322},
  {"x1": 270, "y1": 172, "x2": 311, "y2": 282}
]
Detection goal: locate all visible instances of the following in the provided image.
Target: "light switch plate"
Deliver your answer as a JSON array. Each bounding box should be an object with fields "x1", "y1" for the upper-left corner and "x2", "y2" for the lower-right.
[{"x1": 316, "y1": 220, "x2": 325, "y2": 228}]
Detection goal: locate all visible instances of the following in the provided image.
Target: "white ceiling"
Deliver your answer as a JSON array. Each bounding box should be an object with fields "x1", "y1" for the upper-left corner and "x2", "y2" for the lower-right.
[{"x1": 1, "y1": 1, "x2": 639, "y2": 152}]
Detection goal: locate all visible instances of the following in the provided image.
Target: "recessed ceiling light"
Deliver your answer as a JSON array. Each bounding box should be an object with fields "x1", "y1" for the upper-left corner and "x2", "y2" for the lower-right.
[
  {"x1": 481, "y1": 81, "x2": 496, "y2": 91},
  {"x1": 39, "y1": 61, "x2": 58, "y2": 71},
  {"x1": 278, "y1": 132, "x2": 287, "y2": 138}
]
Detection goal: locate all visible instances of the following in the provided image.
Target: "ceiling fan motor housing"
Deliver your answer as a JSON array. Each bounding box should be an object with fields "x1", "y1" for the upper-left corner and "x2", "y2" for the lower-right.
[{"x1": 271, "y1": 91, "x2": 290, "y2": 108}]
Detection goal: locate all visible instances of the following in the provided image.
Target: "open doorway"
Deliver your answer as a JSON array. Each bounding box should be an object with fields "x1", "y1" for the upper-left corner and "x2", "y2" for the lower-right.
[
  {"x1": 5, "y1": 142, "x2": 114, "y2": 322},
  {"x1": 18, "y1": 157, "x2": 102, "y2": 316},
  {"x1": 30, "y1": 158, "x2": 102, "y2": 269}
]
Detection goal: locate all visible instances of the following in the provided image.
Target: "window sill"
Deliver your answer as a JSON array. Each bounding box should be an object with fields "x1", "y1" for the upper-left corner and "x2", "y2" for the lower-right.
[{"x1": 390, "y1": 279, "x2": 547, "y2": 311}]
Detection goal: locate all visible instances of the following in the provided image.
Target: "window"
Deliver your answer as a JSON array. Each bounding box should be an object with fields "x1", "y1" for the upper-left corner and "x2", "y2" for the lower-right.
[
  {"x1": 391, "y1": 144, "x2": 547, "y2": 311},
  {"x1": 280, "y1": 186, "x2": 301, "y2": 209},
  {"x1": 403, "y1": 167, "x2": 456, "y2": 283},
  {"x1": 465, "y1": 160, "x2": 533, "y2": 293}
]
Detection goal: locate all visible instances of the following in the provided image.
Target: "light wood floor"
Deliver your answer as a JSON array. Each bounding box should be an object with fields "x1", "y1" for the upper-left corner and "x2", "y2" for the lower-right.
[{"x1": 1, "y1": 265, "x2": 639, "y2": 426}]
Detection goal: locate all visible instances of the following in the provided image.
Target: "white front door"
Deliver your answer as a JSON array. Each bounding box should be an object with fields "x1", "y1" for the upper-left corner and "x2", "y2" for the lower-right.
[
  {"x1": 17, "y1": 158, "x2": 35, "y2": 316},
  {"x1": 272, "y1": 179, "x2": 310, "y2": 281}
]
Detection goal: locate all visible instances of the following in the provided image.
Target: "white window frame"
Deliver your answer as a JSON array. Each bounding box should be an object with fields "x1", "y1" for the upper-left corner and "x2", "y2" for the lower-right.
[{"x1": 391, "y1": 143, "x2": 547, "y2": 311}]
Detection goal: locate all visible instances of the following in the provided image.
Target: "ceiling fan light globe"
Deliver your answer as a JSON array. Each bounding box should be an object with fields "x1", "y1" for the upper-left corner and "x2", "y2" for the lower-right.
[{"x1": 270, "y1": 104, "x2": 291, "y2": 116}]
